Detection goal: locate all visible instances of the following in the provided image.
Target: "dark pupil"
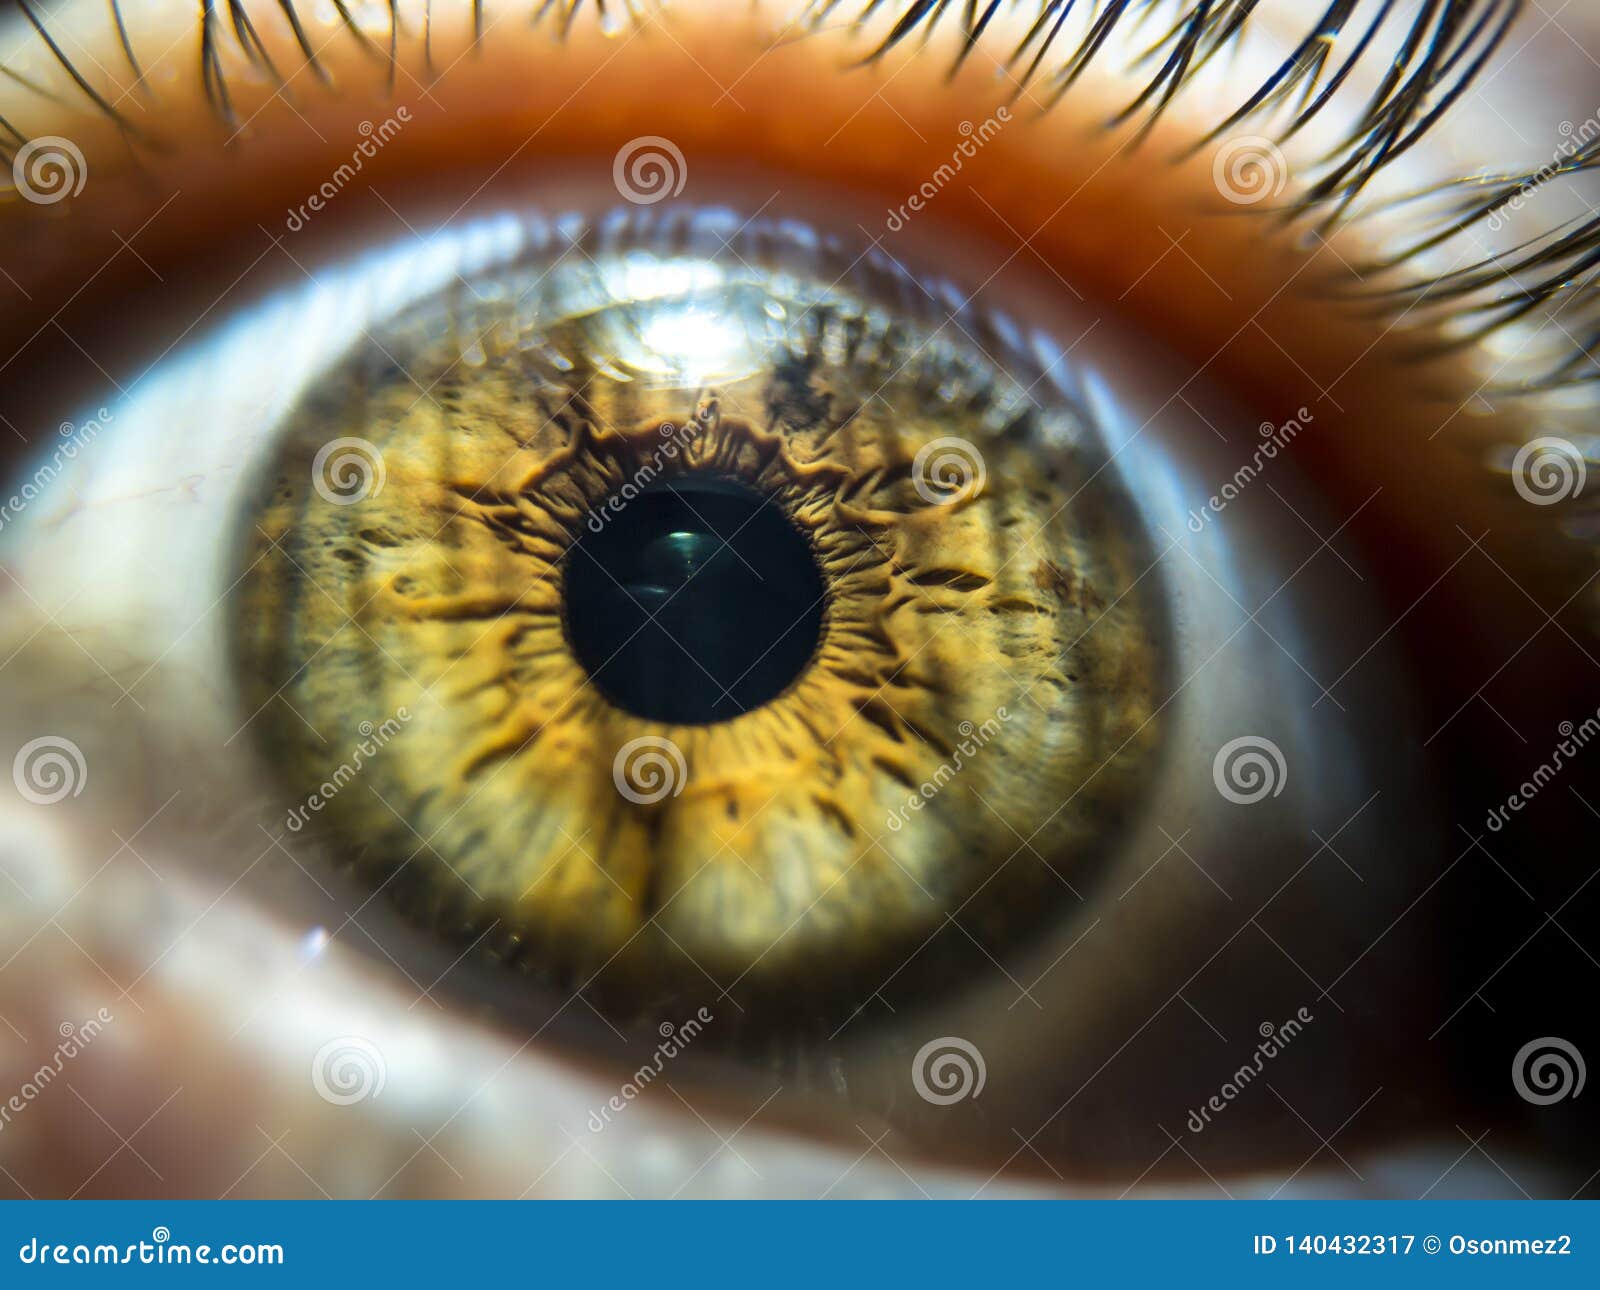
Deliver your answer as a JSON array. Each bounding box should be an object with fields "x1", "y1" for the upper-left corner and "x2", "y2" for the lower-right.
[{"x1": 563, "y1": 477, "x2": 826, "y2": 724}]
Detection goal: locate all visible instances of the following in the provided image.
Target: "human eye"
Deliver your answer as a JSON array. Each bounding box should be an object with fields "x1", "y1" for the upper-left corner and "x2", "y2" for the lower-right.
[{"x1": 0, "y1": 0, "x2": 1594, "y2": 1199}]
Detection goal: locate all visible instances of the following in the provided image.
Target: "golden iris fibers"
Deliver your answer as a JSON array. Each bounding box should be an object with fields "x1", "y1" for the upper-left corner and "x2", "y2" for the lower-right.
[{"x1": 234, "y1": 211, "x2": 1164, "y2": 1022}]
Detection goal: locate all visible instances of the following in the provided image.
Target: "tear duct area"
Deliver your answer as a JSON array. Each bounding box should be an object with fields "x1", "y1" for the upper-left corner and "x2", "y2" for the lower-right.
[{"x1": 232, "y1": 249, "x2": 1165, "y2": 1022}]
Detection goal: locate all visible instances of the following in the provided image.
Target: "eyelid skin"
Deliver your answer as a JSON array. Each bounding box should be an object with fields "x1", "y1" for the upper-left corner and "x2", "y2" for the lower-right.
[{"x1": 0, "y1": 0, "x2": 1594, "y2": 1197}]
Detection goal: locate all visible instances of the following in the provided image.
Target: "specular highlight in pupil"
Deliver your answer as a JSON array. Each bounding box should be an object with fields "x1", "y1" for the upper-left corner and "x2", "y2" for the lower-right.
[{"x1": 563, "y1": 478, "x2": 826, "y2": 724}]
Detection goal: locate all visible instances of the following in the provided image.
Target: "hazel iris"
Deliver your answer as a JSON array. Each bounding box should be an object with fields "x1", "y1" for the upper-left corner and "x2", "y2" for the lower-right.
[{"x1": 232, "y1": 219, "x2": 1164, "y2": 1025}]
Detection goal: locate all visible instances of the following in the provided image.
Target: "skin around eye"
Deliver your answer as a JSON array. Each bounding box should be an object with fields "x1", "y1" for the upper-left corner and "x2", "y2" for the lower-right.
[{"x1": 0, "y1": 0, "x2": 1593, "y2": 1197}]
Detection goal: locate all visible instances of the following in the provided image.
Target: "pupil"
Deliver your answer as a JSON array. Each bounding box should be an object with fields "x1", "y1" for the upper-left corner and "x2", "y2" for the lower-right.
[{"x1": 563, "y1": 477, "x2": 826, "y2": 724}]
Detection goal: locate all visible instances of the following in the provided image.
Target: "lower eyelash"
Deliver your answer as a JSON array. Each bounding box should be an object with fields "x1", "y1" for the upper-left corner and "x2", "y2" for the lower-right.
[{"x1": 2, "y1": 0, "x2": 1595, "y2": 388}]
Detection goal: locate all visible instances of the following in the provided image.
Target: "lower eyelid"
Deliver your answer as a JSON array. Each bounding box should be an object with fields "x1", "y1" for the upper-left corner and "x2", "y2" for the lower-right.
[{"x1": 0, "y1": 792, "x2": 746, "y2": 1197}]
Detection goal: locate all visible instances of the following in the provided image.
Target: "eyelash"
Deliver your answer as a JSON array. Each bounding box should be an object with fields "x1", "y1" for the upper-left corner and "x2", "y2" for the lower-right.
[{"x1": 1, "y1": 0, "x2": 1594, "y2": 389}]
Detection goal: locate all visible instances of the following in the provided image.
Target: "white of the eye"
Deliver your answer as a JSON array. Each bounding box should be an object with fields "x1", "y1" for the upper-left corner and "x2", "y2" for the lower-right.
[{"x1": 1, "y1": 212, "x2": 529, "y2": 672}]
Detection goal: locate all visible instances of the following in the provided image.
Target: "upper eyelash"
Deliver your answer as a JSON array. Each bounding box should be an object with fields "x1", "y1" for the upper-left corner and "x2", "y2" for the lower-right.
[
  {"x1": 843, "y1": 0, "x2": 1598, "y2": 387},
  {"x1": 857, "y1": 0, "x2": 1520, "y2": 223},
  {"x1": 0, "y1": 0, "x2": 1595, "y2": 388}
]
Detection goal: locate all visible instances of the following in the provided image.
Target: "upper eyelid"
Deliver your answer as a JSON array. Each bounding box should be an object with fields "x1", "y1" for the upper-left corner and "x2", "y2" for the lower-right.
[
  {"x1": 0, "y1": 0, "x2": 1540, "y2": 183},
  {"x1": 0, "y1": 1, "x2": 1556, "y2": 202},
  {"x1": 1, "y1": 0, "x2": 1596, "y2": 395}
]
